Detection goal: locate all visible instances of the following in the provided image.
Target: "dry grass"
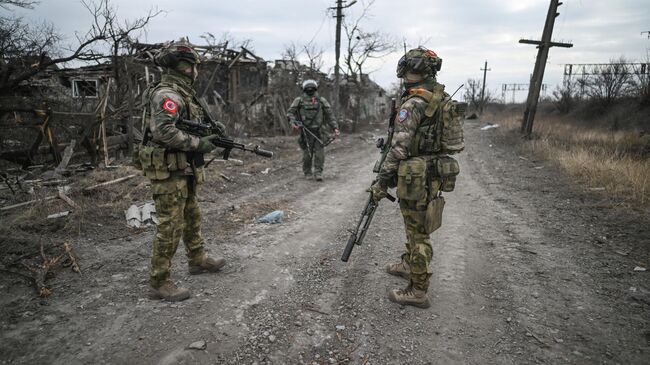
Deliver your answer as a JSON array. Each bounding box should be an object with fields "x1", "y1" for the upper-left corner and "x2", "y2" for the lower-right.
[{"x1": 489, "y1": 113, "x2": 650, "y2": 206}]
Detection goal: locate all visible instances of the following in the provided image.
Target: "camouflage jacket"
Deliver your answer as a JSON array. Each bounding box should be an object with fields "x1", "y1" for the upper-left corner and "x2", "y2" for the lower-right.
[
  {"x1": 146, "y1": 73, "x2": 203, "y2": 151},
  {"x1": 377, "y1": 81, "x2": 446, "y2": 186},
  {"x1": 287, "y1": 93, "x2": 338, "y2": 132}
]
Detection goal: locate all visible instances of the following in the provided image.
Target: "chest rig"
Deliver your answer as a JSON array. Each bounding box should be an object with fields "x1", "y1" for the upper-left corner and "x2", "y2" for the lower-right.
[
  {"x1": 298, "y1": 95, "x2": 323, "y2": 128},
  {"x1": 136, "y1": 78, "x2": 206, "y2": 182}
]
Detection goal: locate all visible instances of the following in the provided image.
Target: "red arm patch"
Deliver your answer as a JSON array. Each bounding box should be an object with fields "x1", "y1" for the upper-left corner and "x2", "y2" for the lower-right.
[{"x1": 162, "y1": 98, "x2": 178, "y2": 114}]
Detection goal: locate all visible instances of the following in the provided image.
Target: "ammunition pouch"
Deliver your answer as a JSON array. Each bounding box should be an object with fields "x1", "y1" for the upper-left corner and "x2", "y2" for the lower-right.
[
  {"x1": 433, "y1": 156, "x2": 460, "y2": 192},
  {"x1": 396, "y1": 157, "x2": 428, "y2": 200},
  {"x1": 424, "y1": 196, "x2": 445, "y2": 233},
  {"x1": 132, "y1": 144, "x2": 143, "y2": 170},
  {"x1": 138, "y1": 146, "x2": 204, "y2": 183}
]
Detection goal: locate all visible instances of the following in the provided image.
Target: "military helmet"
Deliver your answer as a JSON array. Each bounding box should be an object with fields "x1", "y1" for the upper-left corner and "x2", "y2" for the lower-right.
[
  {"x1": 302, "y1": 79, "x2": 318, "y2": 91},
  {"x1": 396, "y1": 47, "x2": 442, "y2": 78},
  {"x1": 155, "y1": 39, "x2": 201, "y2": 69}
]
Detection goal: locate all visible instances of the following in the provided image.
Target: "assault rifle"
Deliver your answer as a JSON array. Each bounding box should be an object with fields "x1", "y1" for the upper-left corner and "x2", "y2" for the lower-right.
[
  {"x1": 341, "y1": 98, "x2": 398, "y2": 262},
  {"x1": 176, "y1": 119, "x2": 273, "y2": 163}
]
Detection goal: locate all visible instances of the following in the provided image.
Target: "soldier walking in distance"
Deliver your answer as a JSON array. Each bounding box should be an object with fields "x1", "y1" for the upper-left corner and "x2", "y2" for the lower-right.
[
  {"x1": 287, "y1": 79, "x2": 340, "y2": 181},
  {"x1": 137, "y1": 39, "x2": 226, "y2": 301},
  {"x1": 368, "y1": 47, "x2": 464, "y2": 308}
]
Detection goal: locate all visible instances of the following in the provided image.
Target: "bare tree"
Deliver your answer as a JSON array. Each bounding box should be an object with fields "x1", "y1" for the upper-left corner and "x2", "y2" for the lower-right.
[
  {"x1": 0, "y1": 0, "x2": 38, "y2": 10},
  {"x1": 552, "y1": 80, "x2": 577, "y2": 114},
  {"x1": 631, "y1": 53, "x2": 650, "y2": 106},
  {"x1": 302, "y1": 42, "x2": 324, "y2": 76},
  {"x1": 0, "y1": 0, "x2": 158, "y2": 95},
  {"x1": 341, "y1": 0, "x2": 394, "y2": 80},
  {"x1": 586, "y1": 56, "x2": 634, "y2": 105}
]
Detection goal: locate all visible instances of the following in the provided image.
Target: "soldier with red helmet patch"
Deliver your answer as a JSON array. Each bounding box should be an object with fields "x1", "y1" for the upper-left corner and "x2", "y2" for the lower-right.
[{"x1": 138, "y1": 39, "x2": 226, "y2": 301}]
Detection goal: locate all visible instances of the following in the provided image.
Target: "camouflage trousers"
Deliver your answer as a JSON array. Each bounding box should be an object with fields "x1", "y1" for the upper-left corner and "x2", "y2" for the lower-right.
[
  {"x1": 149, "y1": 175, "x2": 205, "y2": 287},
  {"x1": 399, "y1": 198, "x2": 433, "y2": 291},
  {"x1": 299, "y1": 130, "x2": 325, "y2": 175}
]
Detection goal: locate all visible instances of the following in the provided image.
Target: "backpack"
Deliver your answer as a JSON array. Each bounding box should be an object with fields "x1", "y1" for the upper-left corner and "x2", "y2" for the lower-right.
[{"x1": 408, "y1": 85, "x2": 466, "y2": 155}]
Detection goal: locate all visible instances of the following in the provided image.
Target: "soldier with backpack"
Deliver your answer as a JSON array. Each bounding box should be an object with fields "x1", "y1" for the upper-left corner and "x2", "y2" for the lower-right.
[
  {"x1": 287, "y1": 79, "x2": 340, "y2": 181},
  {"x1": 368, "y1": 47, "x2": 465, "y2": 308}
]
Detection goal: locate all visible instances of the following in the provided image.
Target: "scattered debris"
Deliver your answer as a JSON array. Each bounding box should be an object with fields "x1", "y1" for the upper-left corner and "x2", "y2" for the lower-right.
[
  {"x1": 47, "y1": 211, "x2": 71, "y2": 219},
  {"x1": 534, "y1": 166, "x2": 545, "y2": 170},
  {"x1": 58, "y1": 187, "x2": 80, "y2": 209},
  {"x1": 633, "y1": 266, "x2": 647, "y2": 272},
  {"x1": 212, "y1": 158, "x2": 244, "y2": 166},
  {"x1": 336, "y1": 325, "x2": 346, "y2": 331},
  {"x1": 480, "y1": 123, "x2": 499, "y2": 131},
  {"x1": 257, "y1": 210, "x2": 284, "y2": 224},
  {"x1": 614, "y1": 250, "x2": 629, "y2": 256},
  {"x1": 518, "y1": 156, "x2": 529, "y2": 161},
  {"x1": 261, "y1": 167, "x2": 271, "y2": 174},
  {"x1": 0, "y1": 185, "x2": 71, "y2": 211},
  {"x1": 220, "y1": 173, "x2": 232, "y2": 182},
  {"x1": 187, "y1": 340, "x2": 207, "y2": 350},
  {"x1": 83, "y1": 174, "x2": 137, "y2": 192},
  {"x1": 125, "y1": 202, "x2": 158, "y2": 228}
]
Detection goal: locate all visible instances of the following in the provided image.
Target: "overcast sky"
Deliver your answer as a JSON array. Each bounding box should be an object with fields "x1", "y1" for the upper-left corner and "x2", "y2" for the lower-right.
[{"x1": 7, "y1": 0, "x2": 650, "y2": 101}]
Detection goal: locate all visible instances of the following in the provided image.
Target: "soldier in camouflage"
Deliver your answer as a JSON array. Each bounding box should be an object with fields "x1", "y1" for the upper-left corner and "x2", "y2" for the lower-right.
[
  {"x1": 287, "y1": 79, "x2": 339, "y2": 181},
  {"x1": 369, "y1": 47, "x2": 453, "y2": 308},
  {"x1": 139, "y1": 39, "x2": 226, "y2": 301}
]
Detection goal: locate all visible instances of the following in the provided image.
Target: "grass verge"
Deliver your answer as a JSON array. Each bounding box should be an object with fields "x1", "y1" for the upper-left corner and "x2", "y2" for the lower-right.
[{"x1": 486, "y1": 112, "x2": 650, "y2": 207}]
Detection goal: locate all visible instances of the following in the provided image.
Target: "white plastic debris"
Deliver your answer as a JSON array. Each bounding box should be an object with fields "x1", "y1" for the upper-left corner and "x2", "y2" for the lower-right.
[
  {"x1": 125, "y1": 202, "x2": 158, "y2": 228},
  {"x1": 257, "y1": 210, "x2": 284, "y2": 224},
  {"x1": 187, "y1": 340, "x2": 206, "y2": 350},
  {"x1": 633, "y1": 266, "x2": 647, "y2": 272},
  {"x1": 480, "y1": 123, "x2": 500, "y2": 131},
  {"x1": 47, "y1": 211, "x2": 71, "y2": 219},
  {"x1": 261, "y1": 167, "x2": 271, "y2": 174}
]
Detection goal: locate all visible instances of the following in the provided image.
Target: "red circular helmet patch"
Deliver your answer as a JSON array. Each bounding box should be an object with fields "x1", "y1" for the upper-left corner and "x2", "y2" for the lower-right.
[{"x1": 162, "y1": 98, "x2": 178, "y2": 114}]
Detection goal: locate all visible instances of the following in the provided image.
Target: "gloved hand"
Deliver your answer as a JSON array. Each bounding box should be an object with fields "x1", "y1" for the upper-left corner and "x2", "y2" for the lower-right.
[
  {"x1": 334, "y1": 128, "x2": 340, "y2": 137},
  {"x1": 367, "y1": 181, "x2": 388, "y2": 203},
  {"x1": 197, "y1": 134, "x2": 218, "y2": 153},
  {"x1": 291, "y1": 120, "x2": 302, "y2": 131},
  {"x1": 212, "y1": 121, "x2": 227, "y2": 136}
]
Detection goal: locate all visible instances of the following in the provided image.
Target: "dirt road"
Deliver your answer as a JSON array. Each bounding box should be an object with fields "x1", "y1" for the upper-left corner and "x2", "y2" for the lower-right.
[{"x1": 1, "y1": 120, "x2": 649, "y2": 364}]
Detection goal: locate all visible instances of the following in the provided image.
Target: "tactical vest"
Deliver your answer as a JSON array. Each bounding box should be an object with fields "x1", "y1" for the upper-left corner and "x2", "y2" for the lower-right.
[
  {"x1": 395, "y1": 85, "x2": 465, "y2": 198},
  {"x1": 297, "y1": 95, "x2": 324, "y2": 129},
  {"x1": 135, "y1": 76, "x2": 206, "y2": 182}
]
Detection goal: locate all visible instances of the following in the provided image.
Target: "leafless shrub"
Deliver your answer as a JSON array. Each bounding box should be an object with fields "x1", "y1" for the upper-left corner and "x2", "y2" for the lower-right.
[{"x1": 586, "y1": 56, "x2": 635, "y2": 105}]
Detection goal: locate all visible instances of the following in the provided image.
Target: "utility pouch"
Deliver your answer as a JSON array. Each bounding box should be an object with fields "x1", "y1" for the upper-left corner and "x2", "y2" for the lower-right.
[
  {"x1": 152, "y1": 148, "x2": 169, "y2": 180},
  {"x1": 194, "y1": 166, "x2": 205, "y2": 185},
  {"x1": 397, "y1": 157, "x2": 427, "y2": 200},
  {"x1": 425, "y1": 196, "x2": 445, "y2": 233},
  {"x1": 435, "y1": 156, "x2": 460, "y2": 192},
  {"x1": 132, "y1": 144, "x2": 143, "y2": 170}
]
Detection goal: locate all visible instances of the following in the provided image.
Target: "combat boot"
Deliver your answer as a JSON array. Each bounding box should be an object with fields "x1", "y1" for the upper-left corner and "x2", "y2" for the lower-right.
[
  {"x1": 188, "y1": 254, "x2": 226, "y2": 275},
  {"x1": 314, "y1": 173, "x2": 323, "y2": 181},
  {"x1": 385, "y1": 257, "x2": 410, "y2": 280},
  {"x1": 388, "y1": 285, "x2": 430, "y2": 308},
  {"x1": 149, "y1": 281, "x2": 190, "y2": 302},
  {"x1": 304, "y1": 173, "x2": 313, "y2": 180}
]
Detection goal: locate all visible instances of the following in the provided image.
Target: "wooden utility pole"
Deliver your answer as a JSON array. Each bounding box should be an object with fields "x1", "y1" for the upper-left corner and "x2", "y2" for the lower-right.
[
  {"x1": 479, "y1": 60, "x2": 491, "y2": 115},
  {"x1": 331, "y1": 0, "x2": 356, "y2": 126},
  {"x1": 520, "y1": 0, "x2": 573, "y2": 137}
]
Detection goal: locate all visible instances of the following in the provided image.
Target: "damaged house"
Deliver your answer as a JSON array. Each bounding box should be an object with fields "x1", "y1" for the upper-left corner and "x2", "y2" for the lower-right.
[{"x1": 1, "y1": 41, "x2": 388, "y2": 169}]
